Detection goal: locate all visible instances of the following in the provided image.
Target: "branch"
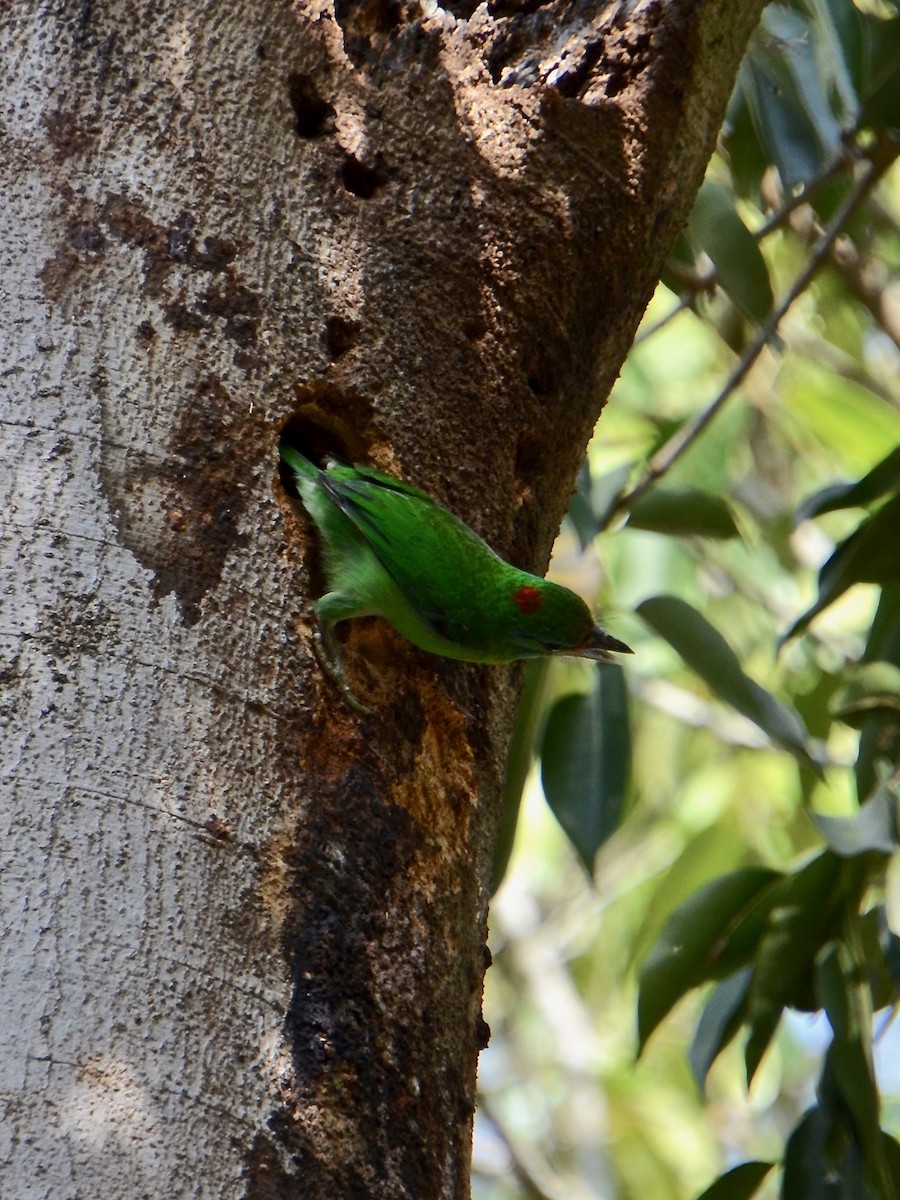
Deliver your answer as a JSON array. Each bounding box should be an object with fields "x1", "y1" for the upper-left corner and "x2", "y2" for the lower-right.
[
  {"x1": 609, "y1": 151, "x2": 894, "y2": 521},
  {"x1": 629, "y1": 142, "x2": 864, "y2": 356}
]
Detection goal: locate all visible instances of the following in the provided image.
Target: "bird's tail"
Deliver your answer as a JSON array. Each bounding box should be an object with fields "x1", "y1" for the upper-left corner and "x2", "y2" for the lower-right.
[{"x1": 279, "y1": 440, "x2": 318, "y2": 482}]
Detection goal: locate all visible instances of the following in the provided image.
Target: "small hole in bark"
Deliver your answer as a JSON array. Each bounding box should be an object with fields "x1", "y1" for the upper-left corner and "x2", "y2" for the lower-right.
[
  {"x1": 340, "y1": 154, "x2": 388, "y2": 198},
  {"x1": 325, "y1": 316, "x2": 360, "y2": 360},
  {"x1": 279, "y1": 385, "x2": 378, "y2": 477},
  {"x1": 515, "y1": 430, "x2": 544, "y2": 479},
  {"x1": 286, "y1": 72, "x2": 335, "y2": 138},
  {"x1": 525, "y1": 346, "x2": 555, "y2": 399},
  {"x1": 442, "y1": 0, "x2": 481, "y2": 14}
]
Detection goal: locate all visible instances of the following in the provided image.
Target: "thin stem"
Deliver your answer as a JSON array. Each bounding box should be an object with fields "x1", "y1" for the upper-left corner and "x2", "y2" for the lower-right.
[
  {"x1": 608, "y1": 155, "x2": 891, "y2": 523},
  {"x1": 476, "y1": 1097, "x2": 564, "y2": 1200},
  {"x1": 631, "y1": 291, "x2": 695, "y2": 347},
  {"x1": 754, "y1": 140, "x2": 861, "y2": 240}
]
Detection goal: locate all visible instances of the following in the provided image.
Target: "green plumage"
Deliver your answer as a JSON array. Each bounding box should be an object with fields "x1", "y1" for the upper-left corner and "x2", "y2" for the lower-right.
[{"x1": 280, "y1": 441, "x2": 630, "y2": 707}]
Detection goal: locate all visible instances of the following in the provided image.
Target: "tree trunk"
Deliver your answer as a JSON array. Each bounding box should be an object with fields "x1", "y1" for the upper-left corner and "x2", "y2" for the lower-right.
[{"x1": 1, "y1": 2, "x2": 763, "y2": 1196}]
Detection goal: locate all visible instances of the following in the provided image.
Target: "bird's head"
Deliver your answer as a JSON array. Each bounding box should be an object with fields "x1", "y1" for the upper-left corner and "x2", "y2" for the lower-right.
[{"x1": 508, "y1": 577, "x2": 632, "y2": 662}]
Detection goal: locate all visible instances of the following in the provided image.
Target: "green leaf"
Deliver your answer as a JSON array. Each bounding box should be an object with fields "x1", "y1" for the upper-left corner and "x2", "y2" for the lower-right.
[
  {"x1": 568, "y1": 460, "x2": 633, "y2": 547},
  {"x1": 786, "y1": 493, "x2": 900, "y2": 641},
  {"x1": 804, "y1": 0, "x2": 864, "y2": 126},
  {"x1": 689, "y1": 180, "x2": 773, "y2": 323},
  {"x1": 630, "y1": 824, "x2": 750, "y2": 971},
  {"x1": 744, "y1": 851, "x2": 844, "y2": 1083},
  {"x1": 811, "y1": 787, "x2": 900, "y2": 858},
  {"x1": 697, "y1": 1161, "x2": 776, "y2": 1200},
  {"x1": 781, "y1": 1106, "x2": 844, "y2": 1200},
  {"x1": 637, "y1": 867, "x2": 781, "y2": 1052},
  {"x1": 797, "y1": 446, "x2": 900, "y2": 521},
  {"x1": 690, "y1": 968, "x2": 753, "y2": 1092},
  {"x1": 816, "y1": 937, "x2": 892, "y2": 1197},
  {"x1": 723, "y1": 79, "x2": 769, "y2": 198},
  {"x1": 860, "y1": 13, "x2": 900, "y2": 132},
  {"x1": 833, "y1": 663, "x2": 900, "y2": 730},
  {"x1": 856, "y1": 585, "x2": 900, "y2": 802},
  {"x1": 741, "y1": 7, "x2": 842, "y2": 191},
  {"x1": 627, "y1": 486, "x2": 741, "y2": 540},
  {"x1": 694, "y1": 1161, "x2": 775, "y2": 1200},
  {"x1": 540, "y1": 666, "x2": 630, "y2": 875},
  {"x1": 858, "y1": 906, "x2": 900, "y2": 1011},
  {"x1": 882, "y1": 1133, "x2": 900, "y2": 1194},
  {"x1": 637, "y1": 595, "x2": 818, "y2": 770},
  {"x1": 762, "y1": 6, "x2": 843, "y2": 155}
]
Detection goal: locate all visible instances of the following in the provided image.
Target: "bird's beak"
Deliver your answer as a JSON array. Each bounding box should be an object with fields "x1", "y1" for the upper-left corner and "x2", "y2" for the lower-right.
[{"x1": 572, "y1": 626, "x2": 634, "y2": 663}]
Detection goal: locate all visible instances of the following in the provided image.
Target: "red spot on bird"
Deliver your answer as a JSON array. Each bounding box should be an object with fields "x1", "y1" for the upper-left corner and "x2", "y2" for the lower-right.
[{"x1": 513, "y1": 585, "x2": 542, "y2": 615}]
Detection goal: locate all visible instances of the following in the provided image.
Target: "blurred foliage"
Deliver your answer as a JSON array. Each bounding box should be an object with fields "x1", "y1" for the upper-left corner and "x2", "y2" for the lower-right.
[{"x1": 477, "y1": 1, "x2": 900, "y2": 1198}]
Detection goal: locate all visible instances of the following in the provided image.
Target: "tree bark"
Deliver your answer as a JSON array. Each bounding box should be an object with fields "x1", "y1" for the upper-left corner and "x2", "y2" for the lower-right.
[{"x1": 1, "y1": 2, "x2": 763, "y2": 1197}]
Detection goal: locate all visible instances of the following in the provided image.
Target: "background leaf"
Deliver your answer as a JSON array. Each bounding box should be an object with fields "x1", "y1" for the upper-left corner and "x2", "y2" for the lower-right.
[
  {"x1": 540, "y1": 666, "x2": 630, "y2": 874},
  {"x1": 627, "y1": 486, "x2": 741, "y2": 539},
  {"x1": 694, "y1": 1160, "x2": 775, "y2": 1200},
  {"x1": 638, "y1": 868, "x2": 781, "y2": 1051},
  {"x1": 689, "y1": 180, "x2": 774, "y2": 323},
  {"x1": 637, "y1": 595, "x2": 817, "y2": 769}
]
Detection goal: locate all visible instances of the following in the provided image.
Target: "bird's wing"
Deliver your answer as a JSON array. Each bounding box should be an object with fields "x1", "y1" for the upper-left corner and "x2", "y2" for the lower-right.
[{"x1": 319, "y1": 473, "x2": 483, "y2": 645}]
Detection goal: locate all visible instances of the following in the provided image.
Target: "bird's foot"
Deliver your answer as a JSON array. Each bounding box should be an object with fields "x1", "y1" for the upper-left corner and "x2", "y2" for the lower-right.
[{"x1": 313, "y1": 623, "x2": 374, "y2": 719}]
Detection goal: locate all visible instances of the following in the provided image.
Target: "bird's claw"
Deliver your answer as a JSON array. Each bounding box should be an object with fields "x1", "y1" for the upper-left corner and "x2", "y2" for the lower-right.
[{"x1": 313, "y1": 623, "x2": 374, "y2": 718}]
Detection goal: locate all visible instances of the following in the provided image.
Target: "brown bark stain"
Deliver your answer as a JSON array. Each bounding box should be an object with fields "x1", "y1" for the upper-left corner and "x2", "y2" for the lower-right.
[
  {"x1": 255, "y1": 593, "x2": 486, "y2": 1199},
  {"x1": 38, "y1": 178, "x2": 270, "y2": 624},
  {"x1": 262, "y1": 769, "x2": 448, "y2": 1197},
  {"x1": 94, "y1": 373, "x2": 250, "y2": 625}
]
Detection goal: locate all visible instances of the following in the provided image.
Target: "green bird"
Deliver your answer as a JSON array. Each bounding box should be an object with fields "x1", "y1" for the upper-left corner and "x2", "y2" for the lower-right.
[{"x1": 280, "y1": 441, "x2": 632, "y2": 714}]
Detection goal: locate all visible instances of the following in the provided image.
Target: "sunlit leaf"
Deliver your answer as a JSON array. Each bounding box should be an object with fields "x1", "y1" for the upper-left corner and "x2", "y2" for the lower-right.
[
  {"x1": 637, "y1": 595, "x2": 818, "y2": 770},
  {"x1": 540, "y1": 666, "x2": 630, "y2": 875},
  {"x1": 811, "y1": 786, "x2": 900, "y2": 858},
  {"x1": 741, "y1": 6, "x2": 842, "y2": 190},
  {"x1": 627, "y1": 486, "x2": 741, "y2": 539},
  {"x1": 832, "y1": 662, "x2": 900, "y2": 729},
  {"x1": 693, "y1": 1160, "x2": 775, "y2": 1200},
  {"x1": 689, "y1": 180, "x2": 774, "y2": 323},
  {"x1": 637, "y1": 867, "x2": 781, "y2": 1051}
]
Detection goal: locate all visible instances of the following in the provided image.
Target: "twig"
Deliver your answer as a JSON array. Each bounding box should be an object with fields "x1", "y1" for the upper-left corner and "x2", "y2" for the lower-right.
[
  {"x1": 630, "y1": 144, "x2": 861, "y2": 354},
  {"x1": 631, "y1": 291, "x2": 695, "y2": 347},
  {"x1": 607, "y1": 155, "x2": 892, "y2": 522},
  {"x1": 753, "y1": 140, "x2": 861, "y2": 240},
  {"x1": 477, "y1": 1096, "x2": 567, "y2": 1200}
]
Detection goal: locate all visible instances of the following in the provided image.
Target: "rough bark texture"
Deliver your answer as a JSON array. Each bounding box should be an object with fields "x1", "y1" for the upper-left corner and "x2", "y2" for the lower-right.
[{"x1": 1, "y1": 2, "x2": 763, "y2": 1197}]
